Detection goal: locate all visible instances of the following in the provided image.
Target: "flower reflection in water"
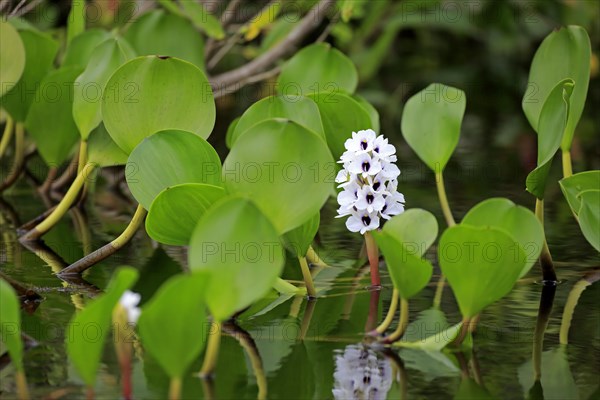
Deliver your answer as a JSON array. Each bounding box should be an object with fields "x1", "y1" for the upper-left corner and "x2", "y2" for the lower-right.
[{"x1": 333, "y1": 344, "x2": 392, "y2": 400}]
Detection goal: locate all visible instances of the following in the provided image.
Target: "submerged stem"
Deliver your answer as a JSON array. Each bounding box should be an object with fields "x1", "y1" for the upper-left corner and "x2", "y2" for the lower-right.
[
  {"x1": 15, "y1": 370, "x2": 30, "y2": 400},
  {"x1": 533, "y1": 284, "x2": 556, "y2": 379},
  {"x1": 168, "y1": 377, "x2": 182, "y2": 400},
  {"x1": 0, "y1": 122, "x2": 25, "y2": 192},
  {"x1": 298, "y1": 256, "x2": 316, "y2": 298},
  {"x1": 561, "y1": 150, "x2": 573, "y2": 178},
  {"x1": 364, "y1": 231, "x2": 380, "y2": 287},
  {"x1": 0, "y1": 115, "x2": 14, "y2": 159},
  {"x1": 435, "y1": 171, "x2": 456, "y2": 227},
  {"x1": 372, "y1": 288, "x2": 399, "y2": 335},
  {"x1": 382, "y1": 297, "x2": 409, "y2": 343},
  {"x1": 535, "y1": 199, "x2": 557, "y2": 282},
  {"x1": 199, "y1": 321, "x2": 222, "y2": 379},
  {"x1": 559, "y1": 279, "x2": 590, "y2": 345}
]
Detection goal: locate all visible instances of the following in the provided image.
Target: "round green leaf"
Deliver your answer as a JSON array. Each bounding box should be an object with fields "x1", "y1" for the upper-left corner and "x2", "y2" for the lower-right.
[
  {"x1": 0, "y1": 20, "x2": 25, "y2": 98},
  {"x1": 462, "y1": 198, "x2": 544, "y2": 277},
  {"x1": 62, "y1": 29, "x2": 112, "y2": 67},
  {"x1": 73, "y1": 38, "x2": 135, "y2": 139},
  {"x1": 223, "y1": 119, "x2": 334, "y2": 234},
  {"x1": 352, "y1": 93, "x2": 380, "y2": 133},
  {"x1": 124, "y1": 10, "x2": 205, "y2": 69},
  {"x1": 1, "y1": 29, "x2": 58, "y2": 121},
  {"x1": 126, "y1": 129, "x2": 222, "y2": 210},
  {"x1": 277, "y1": 43, "x2": 358, "y2": 95},
  {"x1": 225, "y1": 116, "x2": 240, "y2": 150},
  {"x1": 307, "y1": 92, "x2": 373, "y2": 160},
  {"x1": 401, "y1": 83, "x2": 466, "y2": 172},
  {"x1": 559, "y1": 170, "x2": 600, "y2": 214},
  {"x1": 522, "y1": 26, "x2": 591, "y2": 151},
  {"x1": 577, "y1": 190, "x2": 600, "y2": 252},
  {"x1": 138, "y1": 273, "x2": 208, "y2": 380},
  {"x1": 283, "y1": 212, "x2": 320, "y2": 257},
  {"x1": 230, "y1": 95, "x2": 325, "y2": 148},
  {"x1": 438, "y1": 225, "x2": 526, "y2": 318},
  {"x1": 0, "y1": 279, "x2": 24, "y2": 372},
  {"x1": 381, "y1": 209, "x2": 438, "y2": 255},
  {"x1": 25, "y1": 66, "x2": 83, "y2": 166},
  {"x1": 188, "y1": 196, "x2": 285, "y2": 321},
  {"x1": 102, "y1": 55, "x2": 215, "y2": 153},
  {"x1": 146, "y1": 183, "x2": 225, "y2": 246},
  {"x1": 87, "y1": 123, "x2": 128, "y2": 167}
]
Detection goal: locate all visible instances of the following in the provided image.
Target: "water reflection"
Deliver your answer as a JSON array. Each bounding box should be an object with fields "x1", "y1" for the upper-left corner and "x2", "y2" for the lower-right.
[{"x1": 332, "y1": 344, "x2": 392, "y2": 400}]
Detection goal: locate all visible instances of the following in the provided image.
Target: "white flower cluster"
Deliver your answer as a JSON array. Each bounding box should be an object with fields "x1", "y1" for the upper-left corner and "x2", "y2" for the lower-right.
[
  {"x1": 336, "y1": 129, "x2": 405, "y2": 234},
  {"x1": 119, "y1": 290, "x2": 141, "y2": 325}
]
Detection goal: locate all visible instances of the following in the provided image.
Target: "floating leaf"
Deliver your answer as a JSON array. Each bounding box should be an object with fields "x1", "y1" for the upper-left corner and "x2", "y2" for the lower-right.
[
  {"x1": 180, "y1": 1, "x2": 225, "y2": 40},
  {"x1": 283, "y1": 212, "x2": 320, "y2": 257},
  {"x1": 526, "y1": 79, "x2": 574, "y2": 199},
  {"x1": 87, "y1": 123, "x2": 128, "y2": 167},
  {"x1": 577, "y1": 190, "x2": 600, "y2": 252},
  {"x1": 0, "y1": 21, "x2": 25, "y2": 98},
  {"x1": 146, "y1": 183, "x2": 225, "y2": 246},
  {"x1": 138, "y1": 273, "x2": 209, "y2": 380},
  {"x1": 66, "y1": 267, "x2": 138, "y2": 386},
  {"x1": 401, "y1": 83, "x2": 466, "y2": 172},
  {"x1": 1, "y1": 29, "x2": 58, "y2": 121},
  {"x1": 0, "y1": 279, "x2": 25, "y2": 372},
  {"x1": 522, "y1": 26, "x2": 591, "y2": 151},
  {"x1": 231, "y1": 95, "x2": 325, "y2": 147},
  {"x1": 102, "y1": 56, "x2": 215, "y2": 153},
  {"x1": 126, "y1": 130, "x2": 222, "y2": 209},
  {"x1": 308, "y1": 92, "x2": 373, "y2": 160},
  {"x1": 277, "y1": 43, "x2": 358, "y2": 96},
  {"x1": 188, "y1": 196, "x2": 285, "y2": 321},
  {"x1": 439, "y1": 225, "x2": 526, "y2": 318},
  {"x1": 25, "y1": 66, "x2": 83, "y2": 166},
  {"x1": 62, "y1": 29, "x2": 111, "y2": 67},
  {"x1": 124, "y1": 10, "x2": 205, "y2": 69},
  {"x1": 462, "y1": 198, "x2": 544, "y2": 277},
  {"x1": 223, "y1": 119, "x2": 334, "y2": 234},
  {"x1": 559, "y1": 170, "x2": 600, "y2": 214}
]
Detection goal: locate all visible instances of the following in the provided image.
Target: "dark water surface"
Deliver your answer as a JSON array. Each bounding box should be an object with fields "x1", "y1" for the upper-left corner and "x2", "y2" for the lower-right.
[{"x1": 1, "y1": 157, "x2": 599, "y2": 400}]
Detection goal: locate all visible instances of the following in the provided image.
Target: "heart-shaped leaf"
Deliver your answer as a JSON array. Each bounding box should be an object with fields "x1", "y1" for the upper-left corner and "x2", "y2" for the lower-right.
[
  {"x1": 577, "y1": 190, "x2": 600, "y2": 252},
  {"x1": 439, "y1": 225, "x2": 526, "y2": 318},
  {"x1": 401, "y1": 83, "x2": 466, "y2": 172},
  {"x1": 277, "y1": 43, "x2": 358, "y2": 95},
  {"x1": 559, "y1": 170, "x2": 600, "y2": 214},
  {"x1": 146, "y1": 183, "x2": 225, "y2": 246},
  {"x1": 137, "y1": 273, "x2": 209, "y2": 380},
  {"x1": 102, "y1": 55, "x2": 215, "y2": 153},
  {"x1": 522, "y1": 26, "x2": 591, "y2": 151},
  {"x1": 526, "y1": 78, "x2": 574, "y2": 199},
  {"x1": 223, "y1": 119, "x2": 334, "y2": 234},
  {"x1": 225, "y1": 116, "x2": 240, "y2": 150},
  {"x1": 62, "y1": 29, "x2": 111, "y2": 67},
  {"x1": 283, "y1": 212, "x2": 320, "y2": 257},
  {"x1": 188, "y1": 196, "x2": 285, "y2": 321},
  {"x1": 87, "y1": 123, "x2": 128, "y2": 167},
  {"x1": 66, "y1": 267, "x2": 138, "y2": 386},
  {"x1": 0, "y1": 21, "x2": 25, "y2": 98},
  {"x1": 230, "y1": 95, "x2": 325, "y2": 148},
  {"x1": 25, "y1": 66, "x2": 83, "y2": 166},
  {"x1": 0, "y1": 279, "x2": 25, "y2": 372},
  {"x1": 66, "y1": 0, "x2": 85, "y2": 44},
  {"x1": 352, "y1": 93, "x2": 380, "y2": 133},
  {"x1": 179, "y1": 1, "x2": 225, "y2": 40},
  {"x1": 126, "y1": 130, "x2": 222, "y2": 209},
  {"x1": 462, "y1": 198, "x2": 544, "y2": 277}
]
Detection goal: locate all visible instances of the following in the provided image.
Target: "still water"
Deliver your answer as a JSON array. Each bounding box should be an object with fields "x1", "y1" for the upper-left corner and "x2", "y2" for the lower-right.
[{"x1": 1, "y1": 154, "x2": 599, "y2": 399}]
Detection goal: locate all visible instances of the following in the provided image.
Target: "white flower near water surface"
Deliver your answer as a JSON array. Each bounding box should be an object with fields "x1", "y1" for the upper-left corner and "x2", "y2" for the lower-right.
[{"x1": 119, "y1": 290, "x2": 141, "y2": 325}]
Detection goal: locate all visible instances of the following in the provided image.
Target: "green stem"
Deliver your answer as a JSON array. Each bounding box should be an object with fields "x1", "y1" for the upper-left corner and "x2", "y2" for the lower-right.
[
  {"x1": 168, "y1": 377, "x2": 182, "y2": 400},
  {"x1": 373, "y1": 288, "x2": 398, "y2": 335},
  {"x1": 559, "y1": 279, "x2": 590, "y2": 345},
  {"x1": 199, "y1": 321, "x2": 222, "y2": 378},
  {"x1": 58, "y1": 204, "x2": 147, "y2": 275},
  {"x1": 435, "y1": 171, "x2": 456, "y2": 227},
  {"x1": 364, "y1": 231, "x2": 380, "y2": 287},
  {"x1": 452, "y1": 317, "x2": 471, "y2": 347},
  {"x1": 562, "y1": 150, "x2": 573, "y2": 178},
  {"x1": 15, "y1": 370, "x2": 30, "y2": 400},
  {"x1": 0, "y1": 115, "x2": 14, "y2": 159},
  {"x1": 272, "y1": 277, "x2": 300, "y2": 295},
  {"x1": 298, "y1": 256, "x2": 316, "y2": 298},
  {"x1": 77, "y1": 140, "x2": 88, "y2": 174},
  {"x1": 20, "y1": 162, "x2": 96, "y2": 241},
  {"x1": 0, "y1": 122, "x2": 24, "y2": 192},
  {"x1": 535, "y1": 199, "x2": 557, "y2": 282},
  {"x1": 382, "y1": 298, "x2": 409, "y2": 343},
  {"x1": 433, "y1": 275, "x2": 445, "y2": 308},
  {"x1": 306, "y1": 245, "x2": 328, "y2": 267}
]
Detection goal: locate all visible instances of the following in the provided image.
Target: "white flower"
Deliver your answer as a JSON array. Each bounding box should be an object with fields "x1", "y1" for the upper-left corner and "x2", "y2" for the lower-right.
[
  {"x1": 336, "y1": 182, "x2": 360, "y2": 213},
  {"x1": 119, "y1": 290, "x2": 141, "y2": 324},
  {"x1": 372, "y1": 136, "x2": 397, "y2": 162},
  {"x1": 347, "y1": 153, "x2": 382, "y2": 178},
  {"x1": 346, "y1": 209, "x2": 380, "y2": 234},
  {"x1": 355, "y1": 186, "x2": 385, "y2": 214},
  {"x1": 380, "y1": 161, "x2": 400, "y2": 180},
  {"x1": 344, "y1": 129, "x2": 377, "y2": 153}
]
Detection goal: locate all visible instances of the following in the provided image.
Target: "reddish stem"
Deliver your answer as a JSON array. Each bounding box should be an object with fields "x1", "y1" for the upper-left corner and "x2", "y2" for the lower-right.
[{"x1": 364, "y1": 232, "x2": 380, "y2": 287}]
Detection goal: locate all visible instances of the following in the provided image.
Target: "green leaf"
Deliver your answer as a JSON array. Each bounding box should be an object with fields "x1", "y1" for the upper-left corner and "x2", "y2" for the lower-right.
[
  {"x1": 1, "y1": 29, "x2": 58, "y2": 122},
  {"x1": 307, "y1": 92, "x2": 373, "y2": 160},
  {"x1": 393, "y1": 323, "x2": 463, "y2": 351},
  {"x1": 73, "y1": 38, "x2": 135, "y2": 140},
  {"x1": 137, "y1": 273, "x2": 209, "y2": 380},
  {"x1": 454, "y1": 378, "x2": 496, "y2": 400},
  {"x1": 0, "y1": 21, "x2": 25, "y2": 98},
  {"x1": 401, "y1": 83, "x2": 466, "y2": 172},
  {"x1": 179, "y1": 1, "x2": 225, "y2": 40},
  {"x1": 0, "y1": 279, "x2": 24, "y2": 372},
  {"x1": 223, "y1": 119, "x2": 334, "y2": 234},
  {"x1": 87, "y1": 123, "x2": 129, "y2": 167},
  {"x1": 62, "y1": 29, "x2": 111, "y2": 67},
  {"x1": 126, "y1": 130, "x2": 221, "y2": 210},
  {"x1": 283, "y1": 212, "x2": 320, "y2": 257},
  {"x1": 66, "y1": 267, "x2": 138, "y2": 386},
  {"x1": 225, "y1": 117, "x2": 240, "y2": 150},
  {"x1": 380, "y1": 209, "x2": 438, "y2": 254},
  {"x1": 461, "y1": 198, "x2": 544, "y2": 277},
  {"x1": 67, "y1": 0, "x2": 85, "y2": 44},
  {"x1": 578, "y1": 190, "x2": 600, "y2": 252},
  {"x1": 102, "y1": 56, "x2": 215, "y2": 154},
  {"x1": 240, "y1": 1, "x2": 280, "y2": 41},
  {"x1": 438, "y1": 225, "x2": 526, "y2": 318},
  {"x1": 25, "y1": 66, "x2": 83, "y2": 166},
  {"x1": 277, "y1": 43, "x2": 358, "y2": 96},
  {"x1": 188, "y1": 196, "x2": 285, "y2": 321},
  {"x1": 526, "y1": 79, "x2": 574, "y2": 199},
  {"x1": 522, "y1": 26, "x2": 591, "y2": 151},
  {"x1": 146, "y1": 183, "x2": 225, "y2": 246},
  {"x1": 231, "y1": 95, "x2": 326, "y2": 148},
  {"x1": 352, "y1": 93, "x2": 380, "y2": 133},
  {"x1": 559, "y1": 170, "x2": 600, "y2": 215},
  {"x1": 124, "y1": 10, "x2": 205, "y2": 69}
]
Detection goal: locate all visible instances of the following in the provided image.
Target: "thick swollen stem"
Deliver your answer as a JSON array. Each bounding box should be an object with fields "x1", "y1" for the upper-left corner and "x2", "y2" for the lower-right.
[
  {"x1": 382, "y1": 298, "x2": 409, "y2": 343},
  {"x1": 0, "y1": 115, "x2": 14, "y2": 159},
  {"x1": 15, "y1": 370, "x2": 30, "y2": 400},
  {"x1": 364, "y1": 231, "x2": 380, "y2": 287},
  {"x1": 168, "y1": 377, "x2": 182, "y2": 400},
  {"x1": 58, "y1": 204, "x2": 147, "y2": 275},
  {"x1": 559, "y1": 279, "x2": 590, "y2": 345},
  {"x1": 435, "y1": 171, "x2": 456, "y2": 227},
  {"x1": 535, "y1": 199, "x2": 557, "y2": 282},
  {"x1": 0, "y1": 122, "x2": 25, "y2": 192},
  {"x1": 199, "y1": 321, "x2": 222, "y2": 378},
  {"x1": 372, "y1": 288, "x2": 399, "y2": 335},
  {"x1": 298, "y1": 256, "x2": 316, "y2": 298},
  {"x1": 20, "y1": 163, "x2": 95, "y2": 241},
  {"x1": 562, "y1": 150, "x2": 573, "y2": 178}
]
